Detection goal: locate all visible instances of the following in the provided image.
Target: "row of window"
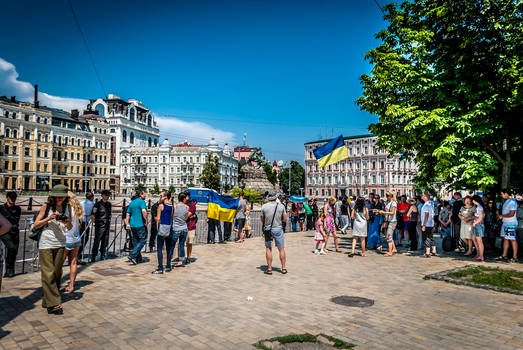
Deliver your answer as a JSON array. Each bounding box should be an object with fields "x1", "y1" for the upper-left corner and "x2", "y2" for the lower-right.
[
  {"x1": 2, "y1": 109, "x2": 49, "y2": 124},
  {"x1": 121, "y1": 130, "x2": 158, "y2": 146},
  {"x1": 307, "y1": 159, "x2": 415, "y2": 172},
  {"x1": 3, "y1": 160, "x2": 108, "y2": 175},
  {"x1": 308, "y1": 173, "x2": 414, "y2": 186},
  {"x1": 95, "y1": 104, "x2": 154, "y2": 127},
  {"x1": 3, "y1": 127, "x2": 108, "y2": 149}
]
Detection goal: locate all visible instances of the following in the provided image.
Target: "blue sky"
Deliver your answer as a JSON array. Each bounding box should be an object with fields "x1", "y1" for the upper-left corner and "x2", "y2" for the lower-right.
[{"x1": 0, "y1": 0, "x2": 385, "y2": 163}]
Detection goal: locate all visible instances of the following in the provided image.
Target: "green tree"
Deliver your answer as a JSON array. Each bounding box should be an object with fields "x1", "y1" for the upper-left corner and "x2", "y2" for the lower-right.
[
  {"x1": 278, "y1": 161, "x2": 305, "y2": 195},
  {"x1": 230, "y1": 188, "x2": 261, "y2": 203},
  {"x1": 263, "y1": 162, "x2": 278, "y2": 185},
  {"x1": 168, "y1": 185, "x2": 176, "y2": 194},
  {"x1": 199, "y1": 153, "x2": 221, "y2": 191},
  {"x1": 135, "y1": 183, "x2": 146, "y2": 192},
  {"x1": 357, "y1": 0, "x2": 522, "y2": 191},
  {"x1": 151, "y1": 184, "x2": 161, "y2": 195}
]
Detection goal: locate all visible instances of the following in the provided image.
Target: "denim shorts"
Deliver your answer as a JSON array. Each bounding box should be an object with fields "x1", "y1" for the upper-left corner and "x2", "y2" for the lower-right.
[
  {"x1": 265, "y1": 228, "x2": 284, "y2": 248},
  {"x1": 473, "y1": 224, "x2": 485, "y2": 237}
]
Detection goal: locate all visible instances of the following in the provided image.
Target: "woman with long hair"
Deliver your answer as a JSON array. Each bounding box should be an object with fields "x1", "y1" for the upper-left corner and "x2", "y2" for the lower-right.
[
  {"x1": 459, "y1": 196, "x2": 475, "y2": 256},
  {"x1": 33, "y1": 185, "x2": 72, "y2": 315},
  {"x1": 376, "y1": 191, "x2": 398, "y2": 256},
  {"x1": 323, "y1": 197, "x2": 341, "y2": 253},
  {"x1": 406, "y1": 198, "x2": 419, "y2": 251},
  {"x1": 471, "y1": 195, "x2": 485, "y2": 261},
  {"x1": 349, "y1": 197, "x2": 369, "y2": 257},
  {"x1": 367, "y1": 196, "x2": 382, "y2": 251},
  {"x1": 62, "y1": 191, "x2": 84, "y2": 293}
]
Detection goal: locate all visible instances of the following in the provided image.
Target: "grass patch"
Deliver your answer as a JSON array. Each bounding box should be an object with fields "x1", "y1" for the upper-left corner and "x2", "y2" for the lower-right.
[
  {"x1": 253, "y1": 333, "x2": 354, "y2": 349},
  {"x1": 448, "y1": 265, "x2": 523, "y2": 291}
]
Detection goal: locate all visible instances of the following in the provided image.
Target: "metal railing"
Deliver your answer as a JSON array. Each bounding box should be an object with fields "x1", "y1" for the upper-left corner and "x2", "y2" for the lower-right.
[{"x1": 4, "y1": 210, "x2": 292, "y2": 276}]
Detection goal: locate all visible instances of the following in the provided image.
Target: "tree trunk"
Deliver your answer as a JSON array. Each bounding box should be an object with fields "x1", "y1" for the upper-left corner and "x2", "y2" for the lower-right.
[{"x1": 501, "y1": 150, "x2": 511, "y2": 189}]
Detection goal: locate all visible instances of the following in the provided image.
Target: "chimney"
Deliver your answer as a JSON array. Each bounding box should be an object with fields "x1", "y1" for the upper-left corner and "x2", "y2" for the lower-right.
[
  {"x1": 10, "y1": 96, "x2": 15, "y2": 103},
  {"x1": 34, "y1": 84, "x2": 39, "y2": 108},
  {"x1": 71, "y1": 109, "x2": 79, "y2": 118}
]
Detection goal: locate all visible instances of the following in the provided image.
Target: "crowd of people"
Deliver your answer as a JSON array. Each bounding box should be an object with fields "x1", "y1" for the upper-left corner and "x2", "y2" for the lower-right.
[
  {"x1": 0, "y1": 184, "x2": 521, "y2": 316},
  {"x1": 310, "y1": 189, "x2": 521, "y2": 262}
]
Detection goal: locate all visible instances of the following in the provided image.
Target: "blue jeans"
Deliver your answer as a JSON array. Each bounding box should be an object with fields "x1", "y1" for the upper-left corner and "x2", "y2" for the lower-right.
[
  {"x1": 129, "y1": 226, "x2": 148, "y2": 261},
  {"x1": 291, "y1": 216, "x2": 298, "y2": 232},
  {"x1": 208, "y1": 219, "x2": 223, "y2": 243},
  {"x1": 172, "y1": 229, "x2": 187, "y2": 259},
  {"x1": 340, "y1": 215, "x2": 349, "y2": 233},
  {"x1": 157, "y1": 232, "x2": 174, "y2": 270}
]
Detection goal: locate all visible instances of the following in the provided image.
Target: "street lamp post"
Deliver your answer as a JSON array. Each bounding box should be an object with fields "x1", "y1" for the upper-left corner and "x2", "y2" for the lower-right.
[{"x1": 286, "y1": 161, "x2": 291, "y2": 196}]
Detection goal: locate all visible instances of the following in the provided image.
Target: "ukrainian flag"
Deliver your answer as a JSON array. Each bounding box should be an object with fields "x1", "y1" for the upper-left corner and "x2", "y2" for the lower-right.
[
  {"x1": 207, "y1": 191, "x2": 239, "y2": 223},
  {"x1": 313, "y1": 135, "x2": 349, "y2": 168}
]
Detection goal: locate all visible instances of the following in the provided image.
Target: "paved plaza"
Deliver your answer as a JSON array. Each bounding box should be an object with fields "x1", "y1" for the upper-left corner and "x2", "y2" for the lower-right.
[{"x1": 1, "y1": 231, "x2": 522, "y2": 350}]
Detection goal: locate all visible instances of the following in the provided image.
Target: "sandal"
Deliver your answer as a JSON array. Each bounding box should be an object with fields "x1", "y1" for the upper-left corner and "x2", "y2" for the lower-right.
[
  {"x1": 264, "y1": 270, "x2": 272, "y2": 275},
  {"x1": 281, "y1": 269, "x2": 288, "y2": 274},
  {"x1": 495, "y1": 256, "x2": 508, "y2": 261},
  {"x1": 361, "y1": 253, "x2": 367, "y2": 257},
  {"x1": 384, "y1": 252, "x2": 393, "y2": 257},
  {"x1": 508, "y1": 258, "x2": 518, "y2": 263},
  {"x1": 348, "y1": 253, "x2": 354, "y2": 258},
  {"x1": 47, "y1": 305, "x2": 63, "y2": 315},
  {"x1": 335, "y1": 249, "x2": 342, "y2": 253}
]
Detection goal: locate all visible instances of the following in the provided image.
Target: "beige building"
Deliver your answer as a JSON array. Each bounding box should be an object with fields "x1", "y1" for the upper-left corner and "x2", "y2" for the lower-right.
[
  {"x1": 304, "y1": 134, "x2": 418, "y2": 200},
  {"x1": 0, "y1": 95, "x2": 110, "y2": 192}
]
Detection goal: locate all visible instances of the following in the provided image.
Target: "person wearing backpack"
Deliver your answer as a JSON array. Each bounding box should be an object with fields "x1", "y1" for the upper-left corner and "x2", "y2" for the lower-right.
[
  {"x1": 152, "y1": 191, "x2": 174, "y2": 274},
  {"x1": 32, "y1": 185, "x2": 72, "y2": 315}
]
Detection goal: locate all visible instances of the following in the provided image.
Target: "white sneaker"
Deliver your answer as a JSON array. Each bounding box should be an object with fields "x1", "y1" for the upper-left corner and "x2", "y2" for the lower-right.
[
  {"x1": 314, "y1": 249, "x2": 320, "y2": 254},
  {"x1": 319, "y1": 250, "x2": 326, "y2": 255}
]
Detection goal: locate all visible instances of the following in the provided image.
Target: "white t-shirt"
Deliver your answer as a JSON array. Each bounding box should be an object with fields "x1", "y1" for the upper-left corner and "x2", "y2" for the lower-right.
[
  {"x1": 421, "y1": 202, "x2": 435, "y2": 227},
  {"x1": 502, "y1": 198, "x2": 518, "y2": 225},
  {"x1": 385, "y1": 201, "x2": 397, "y2": 222}
]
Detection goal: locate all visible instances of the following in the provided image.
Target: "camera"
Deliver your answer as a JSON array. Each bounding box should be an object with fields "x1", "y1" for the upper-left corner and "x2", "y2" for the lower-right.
[{"x1": 56, "y1": 214, "x2": 68, "y2": 221}]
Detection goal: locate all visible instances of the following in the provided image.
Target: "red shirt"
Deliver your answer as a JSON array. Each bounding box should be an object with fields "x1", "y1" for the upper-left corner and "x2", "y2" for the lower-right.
[
  {"x1": 187, "y1": 201, "x2": 197, "y2": 231},
  {"x1": 397, "y1": 202, "x2": 410, "y2": 222}
]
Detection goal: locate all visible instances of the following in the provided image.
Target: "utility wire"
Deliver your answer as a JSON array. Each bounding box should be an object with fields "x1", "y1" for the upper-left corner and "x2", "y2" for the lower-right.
[
  {"x1": 67, "y1": 0, "x2": 107, "y2": 96},
  {"x1": 373, "y1": 0, "x2": 385, "y2": 16}
]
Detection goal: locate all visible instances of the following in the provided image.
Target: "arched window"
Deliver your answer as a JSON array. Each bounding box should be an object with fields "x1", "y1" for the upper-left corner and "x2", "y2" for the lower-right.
[
  {"x1": 4, "y1": 111, "x2": 8, "y2": 117},
  {"x1": 129, "y1": 108, "x2": 135, "y2": 122},
  {"x1": 154, "y1": 139, "x2": 158, "y2": 147},
  {"x1": 95, "y1": 104, "x2": 105, "y2": 116},
  {"x1": 147, "y1": 115, "x2": 152, "y2": 127},
  {"x1": 122, "y1": 130, "x2": 127, "y2": 142},
  {"x1": 12, "y1": 129, "x2": 17, "y2": 138},
  {"x1": 148, "y1": 137, "x2": 152, "y2": 147},
  {"x1": 37, "y1": 133, "x2": 42, "y2": 141},
  {"x1": 4, "y1": 128, "x2": 10, "y2": 138},
  {"x1": 130, "y1": 132, "x2": 134, "y2": 144}
]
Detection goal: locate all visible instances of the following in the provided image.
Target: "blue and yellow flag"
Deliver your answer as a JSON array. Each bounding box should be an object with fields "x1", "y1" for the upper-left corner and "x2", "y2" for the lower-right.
[
  {"x1": 313, "y1": 135, "x2": 349, "y2": 168},
  {"x1": 207, "y1": 191, "x2": 239, "y2": 223}
]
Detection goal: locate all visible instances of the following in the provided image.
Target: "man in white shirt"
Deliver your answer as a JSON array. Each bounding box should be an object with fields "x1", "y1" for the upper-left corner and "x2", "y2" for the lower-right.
[
  {"x1": 421, "y1": 191, "x2": 436, "y2": 258},
  {"x1": 497, "y1": 189, "x2": 518, "y2": 263}
]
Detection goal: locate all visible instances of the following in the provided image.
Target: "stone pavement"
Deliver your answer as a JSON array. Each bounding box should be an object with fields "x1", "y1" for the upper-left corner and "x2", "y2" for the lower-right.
[{"x1": 1, "y1": 231, "x2": 522, "y2": 350}]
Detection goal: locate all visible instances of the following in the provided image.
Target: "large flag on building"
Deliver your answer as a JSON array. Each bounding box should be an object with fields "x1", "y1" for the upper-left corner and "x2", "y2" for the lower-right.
[
  {"x1": 207, "y1": 191, "x2": 239, "y2": 223},
  {"x1": 313, "y1": 134, "x2": 349, "y2": 168}
]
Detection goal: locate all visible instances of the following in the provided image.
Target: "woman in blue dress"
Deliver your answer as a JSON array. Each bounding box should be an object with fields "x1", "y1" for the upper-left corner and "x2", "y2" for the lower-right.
[{"x1": 367, "y1": 196, "x2": 383, "y2": 252}]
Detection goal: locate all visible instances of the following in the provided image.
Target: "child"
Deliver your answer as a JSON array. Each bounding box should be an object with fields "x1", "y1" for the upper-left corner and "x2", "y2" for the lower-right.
[{"x1": 314, "y1": 213, "x2": 327, "y2": 255}]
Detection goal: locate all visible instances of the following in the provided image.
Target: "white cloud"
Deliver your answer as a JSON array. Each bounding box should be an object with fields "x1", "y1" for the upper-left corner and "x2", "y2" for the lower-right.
[
  {"x1": 0, "y1": 57, "x2": 88, "y2": 112},
  {"x1": 156, "y1": 115, "x2": 236, "y2": 146},
  {"x1": 0, "y1": 57, "x2": 236, "y2": 145}
]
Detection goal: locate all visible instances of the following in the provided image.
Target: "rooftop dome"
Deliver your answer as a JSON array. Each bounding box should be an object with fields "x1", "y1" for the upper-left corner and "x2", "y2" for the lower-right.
[{"x1": 161, "y1": 138, "x2": 169, "y2": 147}]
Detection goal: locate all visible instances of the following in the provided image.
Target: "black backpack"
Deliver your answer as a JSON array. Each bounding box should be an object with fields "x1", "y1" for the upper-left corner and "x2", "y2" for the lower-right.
[{"x1": 442, "y1": 235, "x2": 455, "y2": 252}]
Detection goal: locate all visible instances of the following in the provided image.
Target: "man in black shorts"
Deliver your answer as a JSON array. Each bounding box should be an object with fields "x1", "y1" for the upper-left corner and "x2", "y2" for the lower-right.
[{"x1": 235, "y1": 193, "x2": 247, "y2": 243}]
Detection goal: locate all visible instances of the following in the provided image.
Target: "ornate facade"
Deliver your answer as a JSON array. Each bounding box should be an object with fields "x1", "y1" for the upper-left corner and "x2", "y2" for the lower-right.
[{"x1": 304, "y1": 134, "x2": 418, "y2": 200}]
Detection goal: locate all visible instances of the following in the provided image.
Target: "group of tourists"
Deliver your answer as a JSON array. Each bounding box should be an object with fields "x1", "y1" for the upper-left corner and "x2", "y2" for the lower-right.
[{"x1": 311, "y1": 189, "x2": 521, "y2": 262}]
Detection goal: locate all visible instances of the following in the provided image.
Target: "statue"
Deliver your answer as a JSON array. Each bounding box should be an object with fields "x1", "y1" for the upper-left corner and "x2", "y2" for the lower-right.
[{"x1": 248, "y1": 149, "x2": 265, "y2": 168}]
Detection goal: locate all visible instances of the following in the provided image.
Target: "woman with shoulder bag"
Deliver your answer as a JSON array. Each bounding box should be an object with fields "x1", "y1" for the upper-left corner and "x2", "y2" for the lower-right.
[
  {"x1": 153, "y1": 191, "x2": 175, "y2": 274},
  {"x1": 33, "y1": 185, "x2": 72, "y2": 315}
]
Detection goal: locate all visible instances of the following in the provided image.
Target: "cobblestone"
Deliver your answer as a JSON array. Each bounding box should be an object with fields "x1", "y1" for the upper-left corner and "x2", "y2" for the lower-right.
[{"x1": 1, "y1": 231, "x2": 522, "y2": 349}]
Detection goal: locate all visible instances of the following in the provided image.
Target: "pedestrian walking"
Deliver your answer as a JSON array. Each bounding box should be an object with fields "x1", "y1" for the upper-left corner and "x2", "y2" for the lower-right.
[
  {"x1": 33, "y1": 185, "x2": 72, "y2": 315},
  {"x1": 323, "y1": 197, "x2": 341, "y2": 253},
  {"x1": 421, "y1": 191, "x2": 436, "y2": 258},
  {"x1": 125, "y1": 190, "x2": 148, "y2": 265},
  {"x1": 185, "y1": 194, "x2": 197, "y2": 264},
  {"x1": 496, "y1": 189, "x2": 518, "y2": 263},
  {"x1": 261, "y1": 190, "x2": 288, "y2": 275},
  {"x1": 63, "y1": 192, "x2": 83, "y2": 293},
  {"x1": 313, "y1": 213, "x2": 326, "y2": 255},
  {"x1": 349, "y1": 197, "x2": 368, "y2": 257},
  {"x1": 78, "y1": 192, "x2": 94, "y2": 264},
  {"x1": 459, "y1": 196, "x2": 475, "y2": 256},
  {"x1": 340, "y1": 198, "x2": 350, "y2": 234},
  {"x1": 90, "y1": 190, "x2": 112, "y2": 262},
  {"x1": 153, "y1": 191, "x2": 174, "y2": 274},
  {"x1": 471, "y1": 195, "x2": 485, "y2": 261},
  {"x1": 0, "y1": 191, "x2": 21, "y2": 278}
]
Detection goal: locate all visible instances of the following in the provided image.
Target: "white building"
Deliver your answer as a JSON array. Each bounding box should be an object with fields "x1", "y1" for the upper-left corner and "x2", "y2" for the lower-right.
[
  {"x1": 88, "y1": 94, "x2": 160, "y2": 193},
  {"x1": 120, "y1": 138, "x2": 238, "y2": 195},
  {"x1": 304, "y1": 134, "x2": 418, "y2": 199}
]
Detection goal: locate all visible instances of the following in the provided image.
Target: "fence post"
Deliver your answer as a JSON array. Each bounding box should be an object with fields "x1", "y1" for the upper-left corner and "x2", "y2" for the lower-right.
[
  {"x1": 122, "y1": 198, "x2": 126, "y2": 209},
  {"x1": 148, "y1": 199, "x2": 151, "y2": 209},
  {"x1": 27, "y1": 197, "x2": 33, "y2": 211},
  {"x1": 22, "y1": 219, "x2": 28, "y2": 274}
]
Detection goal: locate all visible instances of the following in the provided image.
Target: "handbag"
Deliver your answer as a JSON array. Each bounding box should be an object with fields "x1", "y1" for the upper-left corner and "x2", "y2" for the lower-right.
[
  {"x1": 157, "y1": 204, "x2": 174, "y2": 238},
  {"x1": 29, "y1": 204, "x2": 51, "y2": 241},
  {"x1": 263, "y1": 204, "x2": 279, "y2": 242}
]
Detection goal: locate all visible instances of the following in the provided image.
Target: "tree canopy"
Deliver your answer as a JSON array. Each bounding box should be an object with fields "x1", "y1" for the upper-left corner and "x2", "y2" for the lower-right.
[
  {"x1": 278, "y1": 161, "x2": 305, "y2": 195},
  {"x1": 358, "y1": 0, "x2": 522, "y2": 191}
]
